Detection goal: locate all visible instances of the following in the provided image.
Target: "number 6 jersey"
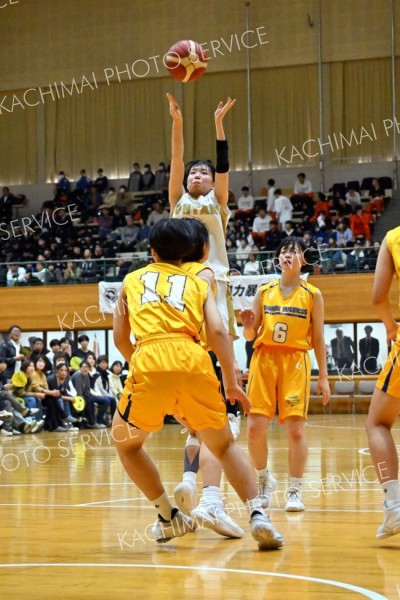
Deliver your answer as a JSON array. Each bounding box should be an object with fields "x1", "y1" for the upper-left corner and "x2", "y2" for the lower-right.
[
  {"x1": 254, "y1": 278, "x2": 319, "y2": 351},
  {"x1": 123, "y1": 263, "x2": 209, "y2": 342}
]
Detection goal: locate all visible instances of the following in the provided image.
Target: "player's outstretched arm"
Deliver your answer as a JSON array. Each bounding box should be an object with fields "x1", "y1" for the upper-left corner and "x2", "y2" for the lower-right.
[
  {"x1": 240, "y1": 290, "x2": 262, "y2": 341},
  {"x1": 372, "y1": 236, "x2": 398, "y2": 344},
  {"x1": 311, "y1": 291, "x2": 331, "y2": 405},
  {"x1": 166, "y1": 93, "x2": 185, "y2": 211},
  {"x1": 204, "y1": 289, "x2": 251, "y2": 413},
  {"x1": 214, "y1": 97, "x2": 236, "y2": 207},
  {"x1": 113, "y1": 288, "x2": 136, "y2": 364}
]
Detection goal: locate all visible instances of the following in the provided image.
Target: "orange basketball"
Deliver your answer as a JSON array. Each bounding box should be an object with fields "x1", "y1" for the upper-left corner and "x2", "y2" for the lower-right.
[{"x1": 165, "y1": 40, "x2": 208, "y2": 83}]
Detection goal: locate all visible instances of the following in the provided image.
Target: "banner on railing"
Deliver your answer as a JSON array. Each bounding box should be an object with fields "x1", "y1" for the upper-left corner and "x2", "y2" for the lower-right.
[{"x1": 99, "y1": 274, "x2": 309, "y2": 314}]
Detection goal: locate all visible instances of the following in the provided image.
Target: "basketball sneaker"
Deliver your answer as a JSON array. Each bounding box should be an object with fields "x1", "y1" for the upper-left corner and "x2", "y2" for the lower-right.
[
  {"x1": 376, "y1": 501, "x2": 400, "y2": 539},
  {"x1": 191, "y1": 498, "x2": 244, "y2": 538},
  {"x1": 174, "y1": 480, "x2": 198, "y2": 516},
  {"x1": 151, "y1": 509, "x2": 197, "y2": 544},
  {"x1": 228, "y1": 414, "x2": 241, "y2": 440},
  {"x1": 250, "y1": 512, "x2": 284, "y2": 549},
  {"x1": 258, "y1": 473, "x2": 277, "y2": 508},
  {"x1": 285, "y1": 487, "x2": 305, "y2": 512}
]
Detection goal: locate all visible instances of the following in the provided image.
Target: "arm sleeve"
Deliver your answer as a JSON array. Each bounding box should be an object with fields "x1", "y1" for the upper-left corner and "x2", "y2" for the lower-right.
[{"x1": 216, "y1": 140, "x2": 229, "y2": 173}]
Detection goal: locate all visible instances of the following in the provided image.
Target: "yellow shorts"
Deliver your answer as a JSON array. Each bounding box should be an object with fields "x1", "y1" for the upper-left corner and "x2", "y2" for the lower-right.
[
  {"x1": 117, "y1": 334, "x2": 228, "y2": 432},
  {"x1": 376, "y1": 336, "x2": 400, "y2": 398},
  {"x1": 247, "y1": 346, "x2": 310, "y2": 423},
  {"x1": 215, "y1": 280, "x2": 237, "y2": 339}
]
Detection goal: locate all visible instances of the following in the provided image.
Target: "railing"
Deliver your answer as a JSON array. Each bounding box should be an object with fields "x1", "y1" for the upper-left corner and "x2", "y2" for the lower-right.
[{"x1": 0, "y1": 246, "x2": 378, "y2": 287}]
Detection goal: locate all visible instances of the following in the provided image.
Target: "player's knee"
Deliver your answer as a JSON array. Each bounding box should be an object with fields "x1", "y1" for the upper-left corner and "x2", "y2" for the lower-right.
[
  {"x1": 286, "y1": 422, "x2": 305, "y2": 442},
  {"x1": 247, "y1": 418, "x2": 267, "y2": 440}
]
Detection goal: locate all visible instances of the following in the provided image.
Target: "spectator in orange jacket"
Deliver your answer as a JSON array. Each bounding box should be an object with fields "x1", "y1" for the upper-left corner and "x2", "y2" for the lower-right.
[{"x1": 350, "y1": 205, "x2": 371, "y2": 241}]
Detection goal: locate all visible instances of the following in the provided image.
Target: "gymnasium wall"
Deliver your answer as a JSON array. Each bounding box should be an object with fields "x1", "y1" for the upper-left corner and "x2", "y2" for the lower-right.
[{"x1": 0, "y1": 0, "x2": 400, "y2": 185}]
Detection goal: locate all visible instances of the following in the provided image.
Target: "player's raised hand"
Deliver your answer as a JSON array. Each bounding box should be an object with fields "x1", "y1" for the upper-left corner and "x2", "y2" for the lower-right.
[
  {"x1": 214, "y1": 97, "x2": 236, "y2": 122},
  {"x1": 317, "y1": 377, "x2": 331, "y2": 406},
  {"x1": 166, "y1": 93, "x2": 182, "y2": 120},
  {"x1": 225, "y1": 384, "x2": 251, "y2": 414},
  {"x1": 240, "y1": 308, "x2": 255, "y2": 328}
]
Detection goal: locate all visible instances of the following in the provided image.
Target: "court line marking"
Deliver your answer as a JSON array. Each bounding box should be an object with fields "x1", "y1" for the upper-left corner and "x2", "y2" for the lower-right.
[{"x1": 0, "y1": 563, "x2": 387, "y2": 599}]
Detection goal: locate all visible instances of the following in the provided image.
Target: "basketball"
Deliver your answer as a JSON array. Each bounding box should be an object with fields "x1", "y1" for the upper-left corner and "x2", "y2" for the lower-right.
[{"x1": 165, "y1": 40, "x2": 208, "y2": 83}]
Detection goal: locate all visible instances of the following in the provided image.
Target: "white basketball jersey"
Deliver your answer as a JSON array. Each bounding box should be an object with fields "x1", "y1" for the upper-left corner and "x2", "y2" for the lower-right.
[{"x1": 172, "y1": 190, "x2": 231, "y2": 281}]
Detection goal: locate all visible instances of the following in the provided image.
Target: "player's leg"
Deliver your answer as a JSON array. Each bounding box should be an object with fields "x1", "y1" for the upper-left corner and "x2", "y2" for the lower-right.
[
  {"x1": 366, "y1": 386, "x2": 400, "y2": 538},
  {"x1": 199, "y1": 423, "x2": 283, "y2": 549},
  {"x1": 112, "y1": 411, "x2": 195, "y2": 543},
  {"x1": 173, "y1": 416, "x2": 201, "y2": 514},
  {"x1": 247, "y1": 414, "x2": 276, "y2": 508},
  {"x1": 191, "y1": 442, "x2": 245, "y2": 538},
  {"x1": 282, "y1": 416, "x2": 307, "y2": 512}
]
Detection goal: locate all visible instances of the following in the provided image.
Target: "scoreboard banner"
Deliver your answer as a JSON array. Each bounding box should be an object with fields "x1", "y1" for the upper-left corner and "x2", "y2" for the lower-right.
[{"x1": 99, "y1": 274, "x2": 309, "y2": 314}]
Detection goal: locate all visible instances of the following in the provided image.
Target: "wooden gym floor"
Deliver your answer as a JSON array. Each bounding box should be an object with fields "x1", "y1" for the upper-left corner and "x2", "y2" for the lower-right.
[{"x1": 0, "y1": 415, "x2": 399, "y2": 600}]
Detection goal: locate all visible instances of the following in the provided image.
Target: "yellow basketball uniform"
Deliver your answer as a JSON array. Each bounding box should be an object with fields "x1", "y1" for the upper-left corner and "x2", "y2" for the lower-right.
[
  {"x1": 377, "y1": 226, "x2": 400, "y2": 398},
  {"x1": 117, "y1": 263, "x2": 227, "y2": 431},
  {"x1": 248, "y1": 278, "x2": 319, "y2": 422}
]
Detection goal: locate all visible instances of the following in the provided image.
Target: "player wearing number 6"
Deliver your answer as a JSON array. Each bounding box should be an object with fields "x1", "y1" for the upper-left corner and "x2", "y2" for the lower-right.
[{"x1": 240, "y1": 238, "x2": 331, "y2": 512}]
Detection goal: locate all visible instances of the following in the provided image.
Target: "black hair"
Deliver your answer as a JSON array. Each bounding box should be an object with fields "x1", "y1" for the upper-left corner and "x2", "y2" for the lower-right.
[
  {"x1": 55, "y1": 363, "x2": 68, "y2": 372},
  {"x1": 241, "y1": 186, "x2": 250, "y2": 192},
  {"x1": 78, "y1": 334, "x2": 89, "y2": 343},
  {"x1": 0, "y1": 356, "x2": 6, "y2": 363},
  {"x1": 80, "y1": 361, "x2": 89, "y2": 369},
  {"x1": 8, "y1": 324, "x2": 21, "y2": 333},
  {"x1": 110, "y1": 360, "x2": 123, "y2": 372},
  {"x1": 96, "y1": 355, "x2": 108, "y2": 365},
  {"x1": 149, "y1": 219, "x2": 196, "y2": 262},
  {"x1": 182, "y1": 219, "x2": 209, "y2": 263},
  {"x1": 297, "y1": 172, "x2": 306, "y2": 178},
  {"x1": 59, "y1": 337, "x2": 70, "y2": 344},
  {"x1": 267, "y1": 178, "x2": 275, "y2": 186},
  {"x1": 32, "y1": 354, "x2": 47, "y2": 369},
  {"x1": 274, "y1": 188, "x2": 282, "y2": 196},
  {"x1": 21, "y1": 359, "x2": 33, "y2": 373},
  {"x1": 184, "y1": 160, "x2": 215, "y2": 189},
  {"x1": 275, "y1": 236, "x2": 307, "y2": 258}
]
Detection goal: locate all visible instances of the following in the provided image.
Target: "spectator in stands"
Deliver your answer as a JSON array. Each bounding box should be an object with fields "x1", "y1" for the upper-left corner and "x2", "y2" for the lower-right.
[
  {"x1": 345, "y1": 186, "x2": 361, "y2": 211},
  {"x1": 264, "y1": 219, "x2": 283, "y2": 251},
  {"x1": 31, "y1": 262, "x2": 49, "y2": 284},
  {"x1": 11, "y1": 360, "x2": 45, "y2": 424},
  {"x1": 320, "y1": 237, "x2": 345, "y2": 274},
  {"x1": 46, "y1": 363, "x2": 78, "y2": 430},
  {"x1": 362, "y1": 240, "x2": 380, "y2": 270},
  {"x1": 369, "y1": 177, "x2": 384, "y2": 198},
  {"x1": 98, "y1": 207, "x2": 113, "y2": 237},
  {"x1": 55, "y1": 171, "x2": 71, "y2": 199},
  {"x1": 136, "y1": 218, "x2": 151, "y2": 251},
  {"x1": 108, "y1": 360, "x2": 124, "y2": 400},
  {"x1": 365, "y1": 193, "x2": 383, "y2": 217},
  {"x1": 128, "y1": 163, "x2": 143, "y2": 192},
  {"x1": 59, "y1": 337, "x2": 73, "y2": 367},
  {"x1": 111, "y1": 206, "x2": 127, "y2": 231},
  {"x1": 85, "y1": 353, "x2": 113, "y2": 426},
  {"x1": 330, "y1": 328, "x2": 355, "y2": 369},
  {"x1": 47, "y1": 339, "x2": 61, "y2": 365},
  {"x1": 335, "y1": 220, "x2": 354, "y2": 246},
  {"x1": 142, "y1": 164, "x2": 155, "y2": 190},
  {"x1": 115, "y1": 258, "x2": 133, "y2": 279},
  {"x1": 95, "y1": 169, "x2": 108, "y2": 195},
  {"x1": 6, "y1": 264, "x2": 27, "y2": 287},
  {"x1": 282, "y1": 220, "x2": 296, "y2": 238},
  {"x1": 147, "y1": 201, "x2": 169, "y2": 227},
  {"x1": 0, "y1": 187, "x2": 15, "y2": 221},
  {"x1": 266, "y1": 178, "x2": 276, "y2": 213},
  {"x1": 80, "y1": 248, "x2": 98, "y2": 281},
  {"x1": 119, "y1": 214, "x2": 139, "y2": 251},
  {"x1": 274, "y1": 189, "x2": 293, "y2": 230},
  {"x1": 63, "y1": 261, "x2": 81, "y2": 284},
  {"x1": 154, "y1": 162, "x2": 169, "y2": 194},
  {"x1": 236, "y1": 238, "x2": 254, "y2": 261},
  {"x1": 350, "y1": 205, "x2": 371, "y2": 241},
  {"x1": 30, "y1": 338, "x2": 52, "y2": 373},
  {"x1": 71, "y1": 361, "x2": 106, "y2": 429},
  {"x1": 96, "y1": 355, "x2": 117, "y2": 419},
  {"x1": 336, "y1": 197, "x2": 352, "y2": 219},
  {"x1": 359, "y1": 325, "x2": 380, "y2": 374},
  {"x1": 235, "y1": 186, "x2": 255, "y2": 223},
  {"x1": 310, "y1": 192, "x2": 331, "y2": 222},
  {"x1": 71, "y1": 335, "x2": 91, "y2": 365},
  {"x1": 243, "y1": 252, "x2": 261, "y2": 275},
  {"x1": 76, "y1": 169, "x2": 92, "y2": 194},
  {"x1": 251, "y1": 207, "x2": 271, "y2": 246},
  {"x1": 1, "y1": 325, "x2": 25, "y2": 378},
  {"x1": 291, "y1": 172, "x2": 313, "y2": 212},
  {"x1": 346, "y1": 240, "x2": 365, "y2": 272}
]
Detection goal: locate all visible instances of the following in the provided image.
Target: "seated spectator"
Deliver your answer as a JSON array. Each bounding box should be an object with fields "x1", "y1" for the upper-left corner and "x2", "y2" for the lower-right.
[
  {"x1": 274, "y1": 189, "x2": 293, "y2": 230},
  {"x1": 136, "y1": 218, "x2": 151, "y2": 251},
  {"x1": 310, "y1": 192, "x2": 331, "y2": 222},
  {"x1": 236, "y1": 238, "x2": 253, "y2": 261},
  {"x1": 154, "y1": 162, "x2": 169, "y2": 194},
  {"x1": 111, "y1": 206, "x2": 127, "y2": 231},
  {"x1": 350, "y1": 205, "x2": 371, "y2": 241},
  {"x1": 266, "y1": 178, "x2": 276, "y2": 213},
  {"x1": 282, "y1": 220, "x2": 297, "y2": 238},
  {"x1": 10, "y1": 360, "x2": 45, "y2": 429},
  {"x1": 108, "y1": 360, "x2": 124, "y2": 400},
  {"x1": 63, "y1": 261, "x2": 81, "y2": 284},
  {"x1": 46, "y1": 263, "x2": 63, "y2": 284},
  {"x1": 321, "y1": 237, "x2": 347, "y2": 273},
  {"x1": 96, "y1": 355, "x2": 117, "y2": 422},
  {"x1": 365, "y1": 194, "x2": 383, "y2": 217},
  {"x1": 335, "y1": 197, "x2": 352, "y2": 219},
  {"x1": 86, "y1": 353, "x2": 113, "y2": 426},
  {"x1": 46, "y1": 364, "x2": 78, "y2": 431},
  {"x1": 335, "y1": 220, "x2": 354, "y2": 246},
  {"x1": 30, "y1": 338, "x2": 52, "y2": 373},
  {"x1": 251, "y1": 208, "x2": 271, "y2": 245},
  {"x1": 98, "y1": 207, "x2": 113, "y2": 237},
  {"x1": 142, "y1": 164, "x2": 155, "y2": 190},
  {"x1": 369, "y1": 177, "x2": 384, "y2": 198},
  {"x1": 362, "y1": 240, "x2": 380, "y2": 270},
  {"x1": 243, "y1": 253, "x2": 261, "y2": 275},
  {"x1": 0, "y1": 187, "x2": 16, "y2": 221},
  {"x1": 291, "y1": 172, "x2": 313, "y2": 212},
  {"x1": 6, "y1": 264, "x2": 27, "y2": 287},
  {"x1": 119, "y1": 214, "x2": 139, "y2": 252},
  {"x1": 94, "y1": 168, "x2": 108, "y2": 195},
  {"x1": 345, "y1": 187, "x2": 361, "y2": 210},
  {"x1": 80, "y1": 248, "x2": 98, "y2": 281},
  {"x1": 114, "y1": 258, "x2": 133, "y2": 279},
  {"x1": 0, "y1": 356, "x2": 41, "y2": 435},
  {"x1": 128, "y1": 163, "x2": 143, "y2": 192},
  {"x1": 47, "y1": 339, "x2": 61, "y2": 365},
  {"x1": 31, "y1": 262, "x2": 48, "y2": 284},
  {"x1": 264, "y1": 219, "x2": 283, "y2": 251},
  {"x1": 71, "y1": 335, "x2": 91, "y2": 366},
  {"x1": 346, "y1": 240, "x2": 365, "y2": 272},
  {"x1": 147, "y1": 201, "x2": 169, "y2": 227},
  {"x1": 235, "y1": 186, "x2": 255, "y2": 222},
  {"x1": 101, "y1": 187, "x2": 118, "y2": 208},
  {"x1": 71, "y1": 362, "x2": 106, "y2": 429}
]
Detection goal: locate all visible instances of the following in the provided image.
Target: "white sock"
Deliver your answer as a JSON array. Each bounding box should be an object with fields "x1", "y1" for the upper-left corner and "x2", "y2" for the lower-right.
[
  {"x1": 153, "y1": 492, "x2": 174, "y2": 521},
  {"x1": 246, "y1": 497, "x2": 263, "y2": 515},
  {"x1": 183, "y1": 471, "x2": 197, "y2": 484},
  {"x1": 381, "y1": 479, "x2": 400, "y2": 507},
  {"x1": 290, "y1": 477, "x2": 302, "y2": 490},
  {"x1": 201, "y1": 485, "x2": 220, "y2": 504},
  {"x1": 256, "y1": 468, "x2": 267, "y2": 480}
]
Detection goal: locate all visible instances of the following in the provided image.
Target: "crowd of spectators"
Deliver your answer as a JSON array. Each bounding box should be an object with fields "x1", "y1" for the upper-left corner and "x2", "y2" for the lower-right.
[
  {"x1": 0, "y1": 166, "x2": 390, "y2": 284},
  {"x1": 0, "y1": 325, "x2": 126, "y2": 436}
]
